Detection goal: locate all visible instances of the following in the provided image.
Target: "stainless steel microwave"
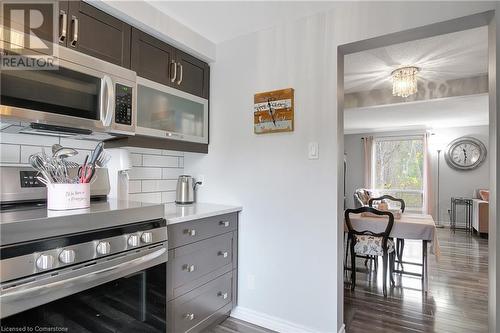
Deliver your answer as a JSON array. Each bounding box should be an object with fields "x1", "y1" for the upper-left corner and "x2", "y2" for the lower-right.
[{"x1": 0, "y1": 46, "x2": 136, "y2": 137}]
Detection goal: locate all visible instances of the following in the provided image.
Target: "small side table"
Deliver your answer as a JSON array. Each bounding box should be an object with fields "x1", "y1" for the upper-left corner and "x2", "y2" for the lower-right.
[{"x1": 450, "y1": 197, "x2": 473, "y2": 233}]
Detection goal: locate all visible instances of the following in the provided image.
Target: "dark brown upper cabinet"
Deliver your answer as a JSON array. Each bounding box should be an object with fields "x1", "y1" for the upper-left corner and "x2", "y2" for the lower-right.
[
  {"x1": 174, "y1": 50, "x2": 210, "y2": 99},
  {"x1": 131, "y1": 28, "x2": 210, "y2": 99},
  {"x1": 59, "y1": 1, "x2": 131, "y2": 67},
  {"x1": 131, "y1": 28, "x2": 176, "y2": 87}
]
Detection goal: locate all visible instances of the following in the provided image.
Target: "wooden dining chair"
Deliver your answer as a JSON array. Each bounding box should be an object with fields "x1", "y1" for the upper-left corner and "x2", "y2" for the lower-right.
[
  {"x1": 369, "y1": 195, "x2": 406, "y2": 267},
  {"x1": 345, "y1": 206, "x2": 396, "y2": 297}
]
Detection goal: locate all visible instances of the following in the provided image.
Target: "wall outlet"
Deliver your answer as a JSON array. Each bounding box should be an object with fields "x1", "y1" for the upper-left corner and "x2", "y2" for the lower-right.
[
  {"x1": 247, "y1": 274, "x2": 256, "y2": 290},
  {"x1": 196, "y1": 174, "x2": 205, "y2": 186}
]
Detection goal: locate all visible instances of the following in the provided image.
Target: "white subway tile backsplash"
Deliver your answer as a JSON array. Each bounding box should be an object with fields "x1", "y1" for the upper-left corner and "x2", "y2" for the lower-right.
[
  {"x1": 128, "y1": 180, "x2": 142, "y2": 193},
  {"x1": 20, "y1": 145, "x2": 46, "y2": 164},
  {"x1": 129, "y1": 192, "x2": 162, "y2": 204},
  {"x1": 125, "y1": 147, "x2": 164, "y2": 155},
  {"x1": 162, "y1": 150, "x2": 184, "y2": 157},
  {"x1": 162, "y1": 168, "x2": 185, "y2": 180},
  {"x1": 179, "y1": 157, "x2": 184, "y2": 168},
  {"x1": 142, "y1": 155, "x2": 179, "y2": 168},
  {"x1": 60, "y1": 138, "x2": 99, "y2": 150},
  {"x1": 0, "y1": 132, "x2": 60, "y2": 146},
  {"x1": 142, "y1": 179, "x2": 177, "y2": 193},
  {"x1": 1, "y1": 144, "x2": 20, "y2": 163},
  {"x1": 161, "y1": 191, "x2": 177, "y2": 203},
  {"x1": 130, "y1": 154, "x2": 142, "y2": 167},
  {"x1": 128, "y1": 167, "x2": 162, "y2": 180}
]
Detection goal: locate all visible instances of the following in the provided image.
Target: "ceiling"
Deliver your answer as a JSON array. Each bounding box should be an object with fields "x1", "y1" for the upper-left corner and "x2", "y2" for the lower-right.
[
  {"x1": 344, "y1": 94, "x2": 489, "y2": 134},
  {"x1": 147, "y1": 1, "x2": 337, "y2": 44},
  {"x1": 344, "y1": 26, "x2": 488, "y2": 94}
]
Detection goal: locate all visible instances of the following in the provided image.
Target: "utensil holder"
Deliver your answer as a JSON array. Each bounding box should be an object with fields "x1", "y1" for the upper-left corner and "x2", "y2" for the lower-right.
[{"x1": 47, "y1": 183, "x2": 90, "y2": 210}]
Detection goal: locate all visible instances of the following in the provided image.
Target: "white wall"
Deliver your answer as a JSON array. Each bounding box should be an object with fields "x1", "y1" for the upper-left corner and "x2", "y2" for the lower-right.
[
  {"x1": 433, "y1": 126, "x2": 490, "y2": 224},
  {"x1": 183, "y1": 3, "x2": 496, "y2": 332},
  {"x1": 344, "y1": 126, "x2": 490, "y2": 224}
]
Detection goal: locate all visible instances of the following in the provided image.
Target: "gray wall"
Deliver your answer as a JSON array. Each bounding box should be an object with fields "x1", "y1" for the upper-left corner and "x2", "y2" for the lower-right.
[{"x1": 344, "y1": 125, "x2": 490, "y2": 224}]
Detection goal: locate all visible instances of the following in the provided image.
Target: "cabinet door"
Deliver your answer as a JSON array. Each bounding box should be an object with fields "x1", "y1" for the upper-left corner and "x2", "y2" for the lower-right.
[
  {"x1": 67, "y1": 1, "x2": 131, "y2": 67},
  {"x1": 175, "y1": 50, "x2": 210, "y2": 99},
  {"x1": 131, "y1": 28, "x2": 176, "y2": 86},
  {"x1": 1, "y1": 2, "x2": 59, "y2": 53}
]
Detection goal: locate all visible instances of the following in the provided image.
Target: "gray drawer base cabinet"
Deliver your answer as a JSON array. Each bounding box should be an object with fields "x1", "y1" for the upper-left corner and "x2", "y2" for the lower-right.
[{"x1": 167, "y1": 213, "x2": 238, "y2": 333}]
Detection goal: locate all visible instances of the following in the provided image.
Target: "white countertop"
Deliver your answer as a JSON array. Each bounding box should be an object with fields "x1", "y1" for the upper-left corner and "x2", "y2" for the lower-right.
[{"x1": 164, "y1": 202, "x2": 242, "y2": 225}]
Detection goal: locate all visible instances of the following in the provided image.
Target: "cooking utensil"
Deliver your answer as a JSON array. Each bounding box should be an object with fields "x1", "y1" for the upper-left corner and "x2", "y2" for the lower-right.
[
  {"x1": 29, "y1": 154, "x2": 53, "y2": 184},
  {"x1": 95, "y1": 152, "x2": 110, "y2": 167},
  {"x1": 89, "y1": 142, "x2": 104, "y2": 166},
  {"x1": 78, "y1": 155, "x2": 95, "y2": 183},
  {"x1": 53, "y1": 147, "x2": 78, "y2": 159},
  {"x1": 51, "y1": 144, "x2": 63, "y2": 156}
]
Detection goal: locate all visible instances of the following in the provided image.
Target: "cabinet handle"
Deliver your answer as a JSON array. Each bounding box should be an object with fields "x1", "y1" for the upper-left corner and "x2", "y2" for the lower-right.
[
  {"x1": 170, "y1": 60, "x2": 177, "y2": 83},
  {"x1": 183, "y1": 264, "x2": 196, "y2": 272},
  {"x1": 183, "y1": 313, "x2": 195, "y2": 321},
  {"x1": 59, "y1": 10, "x2": 67, "y2": 43},
  {"x1": 177, "y1": 63, "x2": 183, "y2": 85},
  {"x1": 70, "y1": 16, "x2": 78, "y2": 47},
  {"x1": 219, "y1": 221, "x2": 230, "y2": 227},
  {"x1": 183, "y1": 229, "x2": 196, "y2": 236},
  {"x1": 218, "y1": 251, "x2": 228, "y2": 258},
  {"x1": 217, "y1": 292, "x2": 228, "y2": 300}
]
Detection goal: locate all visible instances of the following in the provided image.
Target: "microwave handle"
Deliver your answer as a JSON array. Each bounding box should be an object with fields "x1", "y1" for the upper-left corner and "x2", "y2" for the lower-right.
[{"x1": 100, "y1": 75, "x2": 115, "y2": 127}]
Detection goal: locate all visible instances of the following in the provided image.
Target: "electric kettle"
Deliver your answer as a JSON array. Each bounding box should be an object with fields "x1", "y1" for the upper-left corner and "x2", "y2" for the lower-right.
[{"x1": 175, "y1": 175, "x2": 202, "y2": 204}]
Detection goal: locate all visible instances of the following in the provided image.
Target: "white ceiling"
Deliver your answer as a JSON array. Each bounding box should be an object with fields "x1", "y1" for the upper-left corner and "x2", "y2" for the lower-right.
[
  {"x1": 146, "y1": 1, "x2": 337, "y2": 43},
  {"x1": 345, "y1": 26, "x2": 488, "y2": 93},
  {"x1": 344, "y1": 94, "x2": 489, "y2": 134}
]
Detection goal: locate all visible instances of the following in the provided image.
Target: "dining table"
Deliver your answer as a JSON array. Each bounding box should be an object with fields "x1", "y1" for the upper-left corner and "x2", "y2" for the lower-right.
[{"x1": 346, "y1": 212, "x2": 440, "y2": 292}]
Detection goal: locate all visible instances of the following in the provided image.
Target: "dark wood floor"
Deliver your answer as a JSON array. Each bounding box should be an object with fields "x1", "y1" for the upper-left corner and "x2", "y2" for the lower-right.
[
  {"x1": 344, "y1": 228, "x2": 488, "y2": 333},
  {"x1": 204, "y1": 318, "x2": 276, "y2": 333}
]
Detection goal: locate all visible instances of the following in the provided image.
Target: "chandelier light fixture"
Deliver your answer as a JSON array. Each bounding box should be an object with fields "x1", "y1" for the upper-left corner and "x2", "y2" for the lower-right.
[{"x1": 391, "y1": 66, "x2": 420, "y2": 98}]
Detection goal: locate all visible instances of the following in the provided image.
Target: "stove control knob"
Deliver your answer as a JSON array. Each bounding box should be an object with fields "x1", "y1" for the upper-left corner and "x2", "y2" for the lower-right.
[
  {"x1": 128, "y1": 235, "x2": 140, "y2": 247},
  {"x1": 36, "y1": 254, "x2": 55, "y2": 270},
  {"x1": 59, "y1": 249, "x2": 76, "y2": 264},
  {"x1": 96, "y1": 241, "x2": 111, "y2": 255},
  {"x1": 141, "y1": 232, "x2": 153, "y2": 244}
]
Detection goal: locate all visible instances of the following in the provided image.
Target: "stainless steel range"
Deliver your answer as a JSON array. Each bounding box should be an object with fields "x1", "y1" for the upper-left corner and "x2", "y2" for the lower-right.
[{"x1": 0, "y1": 166, "x2": 167, "y2": 332}]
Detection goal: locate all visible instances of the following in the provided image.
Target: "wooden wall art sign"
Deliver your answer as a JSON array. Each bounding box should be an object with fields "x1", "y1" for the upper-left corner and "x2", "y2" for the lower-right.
[{"x1": 254, "y1": 88, "x2": 294, "y2": 134}]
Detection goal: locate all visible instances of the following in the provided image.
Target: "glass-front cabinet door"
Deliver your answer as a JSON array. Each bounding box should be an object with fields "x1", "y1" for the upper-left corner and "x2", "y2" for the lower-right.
[{"x1": 136, "y1": 77, "x2": 208, "y2": 144}]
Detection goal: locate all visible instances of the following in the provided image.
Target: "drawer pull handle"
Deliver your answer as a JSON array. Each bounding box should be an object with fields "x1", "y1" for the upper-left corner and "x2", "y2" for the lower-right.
[
  {"x1": 217, "y1": 292, "x2": 228, "y2": 300},
  {"x1": 183, "y1": 264, "x2": 196, "y2": 272},
  {"x1": 184, "y1": 229, "x2": 196, "y2": 236},
  {"x1": 219, "y1": 221, "x2": 230, "y2": 227},
  {"x1": 218, "y1": 251, "x2": 228, "y2": 258},
  {"x1": 183, "y1": 313, "x2": 195, "y2": 321}
]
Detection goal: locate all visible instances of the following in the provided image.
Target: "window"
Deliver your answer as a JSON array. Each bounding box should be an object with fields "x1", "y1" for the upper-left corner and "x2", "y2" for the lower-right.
[{"x1": 372, "y1": 136, "x2": 424, "y2": 212}]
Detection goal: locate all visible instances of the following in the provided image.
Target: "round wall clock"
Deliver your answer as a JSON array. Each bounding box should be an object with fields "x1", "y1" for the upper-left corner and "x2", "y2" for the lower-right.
[{"x1": 444, "y1": 136, "x2": 487, "y2": 171}]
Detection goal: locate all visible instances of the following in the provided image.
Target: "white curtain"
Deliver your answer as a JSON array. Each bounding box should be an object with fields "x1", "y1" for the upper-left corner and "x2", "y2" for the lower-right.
[
  {"x1": 363, "y1": 136, "x2": 374, "y2": 189},
  {"x1": 423, "y1": 132, "x2": 434, "y2": 217}
]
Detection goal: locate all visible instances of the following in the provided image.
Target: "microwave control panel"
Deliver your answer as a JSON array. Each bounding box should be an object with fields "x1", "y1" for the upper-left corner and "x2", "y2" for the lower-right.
[{"x1": 115, "y1": 84, "x2": 133, "y2": 125}]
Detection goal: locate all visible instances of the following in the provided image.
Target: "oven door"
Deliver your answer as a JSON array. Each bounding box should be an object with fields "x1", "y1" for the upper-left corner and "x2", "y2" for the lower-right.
[
  {"x1": 0, "y1": 244, "x2": 166, "y2": 332},
  {"x1": 0, "y1": 46, "x2": 136, "y2": 136}
]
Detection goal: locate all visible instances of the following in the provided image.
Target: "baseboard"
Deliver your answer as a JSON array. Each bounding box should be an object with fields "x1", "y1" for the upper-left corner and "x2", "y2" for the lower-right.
[
  {"x1": 230, "y1": 306, "x2": 322, "y2": 333},
  {"x1": 338, "y1": 323, "x2": 346, "y2": 333}
]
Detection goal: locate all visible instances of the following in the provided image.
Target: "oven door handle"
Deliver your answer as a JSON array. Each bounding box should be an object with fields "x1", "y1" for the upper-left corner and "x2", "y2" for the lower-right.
[
  {"x1": 100, "y1": 75, "x2": 115, "y2": 128},
  {"x1": 0, "y1": 247, "x2": 166, "y2": 305}
]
